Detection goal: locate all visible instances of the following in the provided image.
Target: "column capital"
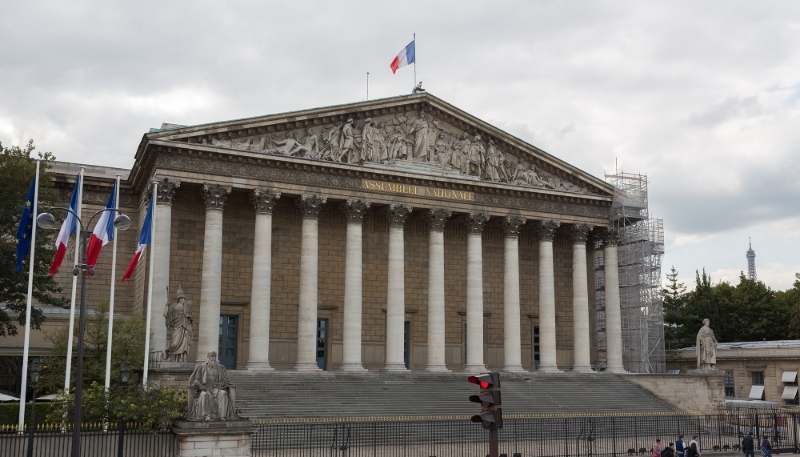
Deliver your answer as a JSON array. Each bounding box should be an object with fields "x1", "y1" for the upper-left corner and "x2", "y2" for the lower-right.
[
  {"x1": 342, "y1": 199, "x2": 370, "y2": 223},
  {"x1": 599, "y1": 226, "x2": 620, "y2": 246},
  {"x1": 464, "y1": 212, "x2": 489, "y2": 234},
  {"x1": 537, "y1": 219, "x2": 560, "y2": 241},
  {"x1": 570, "y1": 223, "x2": 592, "y2": 244},
  {"x1": 201, "y1": 184, "x2": 231, "y2": 211},
  {"x1": 385, "y1": 203, "x2": 412, "y2": 228},
  {"x1": 425, "y1": 208, "x2": 452, "y2": 232},
  {"x1": 502, "y1": 216, "x2": 527, "y2": 238},
  {"x1": 297, "y1": 194, "x2": 327, "y2": 219},
  {"x1": 252, "y1": 189, "x2": 280, "y2": 214},
  {"x1": 154, "y1": 177, "x2": 181, "y2": 205}
]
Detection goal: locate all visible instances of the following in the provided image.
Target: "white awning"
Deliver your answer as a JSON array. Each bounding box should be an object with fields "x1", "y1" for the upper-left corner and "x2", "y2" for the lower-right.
[
  {"x1": 749, "y1": 385, "x2": 765, "y2": 399},
  {"x1": 782, "y1": 386, "x2": 798, "y2": 400},
  {"x1": 781, "y1": 371, "x2": 797, "y2": 383},
  {"x1": 0, "y1": 393, "x2": 20, "y2": 402}
]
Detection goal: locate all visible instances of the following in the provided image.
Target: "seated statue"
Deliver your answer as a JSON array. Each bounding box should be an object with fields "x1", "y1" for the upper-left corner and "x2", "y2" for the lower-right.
[{"x1": 187, "y1": 351, "x2": 239, "y2": 421}]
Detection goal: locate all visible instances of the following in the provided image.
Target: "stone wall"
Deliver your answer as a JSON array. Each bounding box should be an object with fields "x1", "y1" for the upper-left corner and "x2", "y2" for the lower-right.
[{"x1": 623, "y1": 372, "x2": 726, "y2": 411}]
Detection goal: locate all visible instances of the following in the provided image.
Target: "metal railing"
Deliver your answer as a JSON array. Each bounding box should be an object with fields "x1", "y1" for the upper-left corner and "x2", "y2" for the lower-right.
[{"x1": 251, "y1": 410, "x2": 800, "y2": 457}]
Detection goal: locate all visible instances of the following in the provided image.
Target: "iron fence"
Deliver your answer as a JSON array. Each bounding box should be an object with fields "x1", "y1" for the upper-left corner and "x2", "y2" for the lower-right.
[
  {"x1": 251, "y1": 410, "x2": 800, "y2": 457},
  {"x1": 0, "y1": 423, "x2": 175, "y2": 457}
]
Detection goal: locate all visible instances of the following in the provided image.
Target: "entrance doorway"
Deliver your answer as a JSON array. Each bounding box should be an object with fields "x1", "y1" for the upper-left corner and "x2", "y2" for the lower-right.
[
  {"x1": 218, "y1": 315, "x2": 238, "y2": 370},
  {"x1": 316, "y1": 318, "x2": 329, "y2": 370}
]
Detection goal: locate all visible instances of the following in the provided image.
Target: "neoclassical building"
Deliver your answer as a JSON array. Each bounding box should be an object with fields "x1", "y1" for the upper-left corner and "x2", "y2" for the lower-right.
[{"x1": 6, "y1": 93, "x2": 631, "y2": 377}]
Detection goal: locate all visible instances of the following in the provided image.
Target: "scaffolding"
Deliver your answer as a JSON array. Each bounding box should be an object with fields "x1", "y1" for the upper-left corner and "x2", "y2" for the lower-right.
[{"x1": 595, "y1": 172, "x2": 665, "y2": 373}]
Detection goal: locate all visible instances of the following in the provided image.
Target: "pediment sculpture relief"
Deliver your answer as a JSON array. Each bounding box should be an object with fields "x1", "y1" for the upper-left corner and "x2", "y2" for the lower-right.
[{"x1": 197, "y1": 110, "x2": 597, "y2": 195}]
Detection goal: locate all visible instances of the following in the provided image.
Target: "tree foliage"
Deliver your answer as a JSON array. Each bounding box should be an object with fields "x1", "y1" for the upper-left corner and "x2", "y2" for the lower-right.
[
  {"x1": 0, "y1": 139, "x2": 66, "y2": 337},
  {"x1": 662, "y1": 267, "x2": 800, "y2": 351}
]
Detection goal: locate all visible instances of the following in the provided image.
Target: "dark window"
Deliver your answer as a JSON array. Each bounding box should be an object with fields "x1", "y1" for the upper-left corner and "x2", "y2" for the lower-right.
[
  {"x1": 533, "y1": 326, "x2": 540, "y2": 369},
  {"x1": 724, "y1": 371, "x2": 735, "y2": 398},
  {"x1": 752, "y1": 371, "x2": 764, "y2": 386}
]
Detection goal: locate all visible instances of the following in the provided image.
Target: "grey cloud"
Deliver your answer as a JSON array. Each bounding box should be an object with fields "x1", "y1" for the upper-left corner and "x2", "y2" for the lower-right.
[{"x1": 685, "y1": 96, "x2": 762, "y2": 128}]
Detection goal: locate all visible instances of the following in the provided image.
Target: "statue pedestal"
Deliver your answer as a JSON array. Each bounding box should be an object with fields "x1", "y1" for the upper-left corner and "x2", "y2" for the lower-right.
[
  {"x1": 172, "y1": 419, "x2": 256, "y2": 457},
  {"x1": 150, "y1": 363, "x2": 196, "y2": 389},
  {"x1": 688, "y1": 368, "x2": 725, "y2": 376}
]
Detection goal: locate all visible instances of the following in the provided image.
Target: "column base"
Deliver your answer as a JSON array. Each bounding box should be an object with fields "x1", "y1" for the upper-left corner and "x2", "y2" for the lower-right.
[
  {"x1": 339, "y1": 363, "x2": 367, "y2": 372},
  {"x1": 571, "y1": 365, "x2": 594, "y2": 373},
  {"x1": 293, "y1": 362, "x2": 322, "y2": 372},
  {"x1": 383, "y1": 363, "x2": 408, "y2": 372},
  {"x1": 246, "y1": 361, "x2": 274, "y2": 371},
  {"x1": 536, "y1": 365, "x2": 562, "y2": 373},
  {"x1": 464, "y1": 364, "x2": 488, "y2": 373},
  {"x1": 502, "y1": 365, "x2": 527, "y2": 373},
  {"x1": 425, "y1": 364, "x2": 450, "y2": 373},
  {"x1": 604, "y1": 365, "x2": 626, "y2": 373}
]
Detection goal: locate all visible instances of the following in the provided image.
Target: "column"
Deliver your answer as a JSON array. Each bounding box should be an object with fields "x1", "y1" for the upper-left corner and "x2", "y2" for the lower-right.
[
  {"x1": 197, "y1": 184, "x2": 230, "y2": 361},
  {"x1": 571, "y1": 224, "x2": 593, "y2": 373},
  {"x1": 464, "y1": 212, "x2": 489, "y2": 372},
  {"x1": 603, "y1": 228, "x2": 626, "y2": 373},
  {"x1": 537, "y1": 220, "x2": 560, "y2": 372},
  {"x1": 341, "y1": 199, "x2": 370, "y2": 371},
  {"x1": 295, "y1": 194, "x2": 327, "y2": 371},
  {"x1": 384, "y1": 203, "x2": 412, "y2": 371},
  {"x1": 502, "y1": 216, "x2": 526, "y2": 372},
  {"x1": 425, "y1": 208, "x2": 451, "y2": 372},
  {"x1": 152, "y1": 178, "x2": 180, "y2": 358},
  {"x1": 246, "y1": 189, "x2": 280, "y2": 371}
]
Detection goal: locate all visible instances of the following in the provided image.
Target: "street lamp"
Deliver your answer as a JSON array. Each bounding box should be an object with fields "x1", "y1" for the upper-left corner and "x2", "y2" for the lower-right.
[
  {"x1": 117, "y1": 361, "x2": 132, "y2": 457},
  {"x1": 26, "y1": 358, "x2": 41, "y2": 457},
  {"x1": 37, "y1": 206, "x2": 130, "y2": 457}
]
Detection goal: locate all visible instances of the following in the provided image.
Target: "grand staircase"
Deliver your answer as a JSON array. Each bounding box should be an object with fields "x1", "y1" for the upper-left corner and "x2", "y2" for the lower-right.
[{"x1": 228, "y1": 371, "x2": 672, "y2": 420}]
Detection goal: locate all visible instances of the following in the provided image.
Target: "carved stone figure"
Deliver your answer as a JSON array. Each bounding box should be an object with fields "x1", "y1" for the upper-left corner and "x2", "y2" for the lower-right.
[
  {"x1": 485, "y1": 139, "x2": 509, "y2": 182},
  {"x1": 296, "y1": 127, "x2": 319, "y2": 158},
  {"x1": 696, "y1": 318, "x2": 718, "y2": 369},
  {"x1": 163, "y1": 285, "x2": 193, "y2": 363},
  {"x1": 340, "y1": 118, "x2": 356, "y2": 163},
  {"x1": 434, "y1": 133, "x2": 452, "y2": 168},
  {"x1": 374, "y1": 122, "x2": 388, "y2": 162},
  {"x1": 361, "y1": 118, "x2": 379, "y2": 163},
  {"x1": 387, "y1": 124, "x2": 410, "y2": 162},
  {"x1": 269, "y1": 131, "x2": 303, "y2": 156},
  {"x1": 408, "y1": 110, "x2": 430, "y2": 161},
  {"x1": 187, "y1": 351, "x2": 239, "y2": 421},
  {"x1": 452, "y1": 133, "x2": 470, "y2": 173},
  {"x1": 467, "y1": 135, "x2": 485, "y2": 177}
]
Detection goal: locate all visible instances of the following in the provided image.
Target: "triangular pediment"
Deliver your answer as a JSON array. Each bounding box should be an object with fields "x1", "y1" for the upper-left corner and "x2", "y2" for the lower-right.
[{"x1": 143, "y1": 93, "x2": 613, "y2": 197}]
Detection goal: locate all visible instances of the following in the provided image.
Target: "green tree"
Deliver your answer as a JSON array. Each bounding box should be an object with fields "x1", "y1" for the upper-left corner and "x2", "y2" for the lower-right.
[
  {"x1": 661, "y1": 266, "x2": 687, "y2": 350},
  {"x1": 781, "y1": 273, "x2": 800, "y2": 338},
  {"x1": 0, "y1": 139, "x2": 65, "y2": 337},
  {"x1": 40, "y1": 300, "x2": 148, "y2": 393}
]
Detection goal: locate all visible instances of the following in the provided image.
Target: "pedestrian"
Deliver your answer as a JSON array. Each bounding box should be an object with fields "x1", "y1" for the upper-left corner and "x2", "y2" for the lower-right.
[
  {"x1": 676, "y1": 435, "x2": 686, "y2": 457},
  {"x1": 742, "y1": 431, "x2": 755, "y2": 457},
  {"x1": 653, "y1": 439, "x2": 663, "y2": 457},
  {"x1": 760, "y1": 435, "x2": 772, "y2": 457},
  {"x1": 662, "y1": 443, "x2": 676, "y2": 457},
  {"x1": 687, "y1": 443, "x2": 699, "y2": 457},
  {"x1": 690, "y1": 436, "x2": 701, "y2": 456}
]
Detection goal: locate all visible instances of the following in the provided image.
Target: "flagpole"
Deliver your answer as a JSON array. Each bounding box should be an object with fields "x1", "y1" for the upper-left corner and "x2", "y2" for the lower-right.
[
  {"x1": 17, "y1": 160, "x2": 40, "y2": 433},
  {"x1": 103, "y1": 175, "x2": 121, "y2": 393},
  {"x1": 64, "y1": 167, "x2": 84, "y2": 397},
  {"x1": 142, "y1": 180, "x2": 157, "y2": 388}
]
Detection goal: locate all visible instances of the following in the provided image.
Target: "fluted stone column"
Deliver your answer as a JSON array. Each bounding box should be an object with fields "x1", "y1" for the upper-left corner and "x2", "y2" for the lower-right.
[
  {"x1": 571, "y1": 224, "x2": 593, "y2": 373},
  {"x1": 341, "y1": 199, "x2": 370, "y2": 371},
  {"x1": 295, "y1": 195, "x2": 326, "y2": 371},
  {"x1": 425, "y1": 208, "x2": 451, "y2": 372},
  {"x1": 152, "y1": 178, "x2": 179, "y2": 357},
  {"x1": 537, "y1": 220, "x2": 560, "y2": 372},
  {"x1": 197, "y1": 184, "x2": 230, "y2": 361},
  {"x1": 384, "y1": 203, "x2": 412, "y2": 371},
  {"x1": 246, "y1": 189, "x2": 280, "y2": 371},
  {"x1": 502, "y1": 216, "x2": 526, "y2": 372},
  {"x1": 464, "y1": 212, "x2": 489, "y2": 372},
  {"x1": 603, "y1": 228, "x2": 626, "y2": 373}
]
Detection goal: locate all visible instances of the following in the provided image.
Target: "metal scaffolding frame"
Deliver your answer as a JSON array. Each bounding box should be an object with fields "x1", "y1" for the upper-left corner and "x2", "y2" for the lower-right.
[{"x1": 595, "y1": 172, "x2": 665, "y2": 373}]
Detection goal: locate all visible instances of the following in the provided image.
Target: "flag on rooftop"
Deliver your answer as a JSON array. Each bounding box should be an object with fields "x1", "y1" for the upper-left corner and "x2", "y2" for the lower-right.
[{"x1": 390, "y1": 40, "x2": 415, "y2": 74}]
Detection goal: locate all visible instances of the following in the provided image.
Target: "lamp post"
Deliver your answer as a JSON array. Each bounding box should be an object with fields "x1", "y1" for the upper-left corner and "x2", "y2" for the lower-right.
[
  {"x1": 37, "y1": 207, "x2": 130, "y2": 457},
  {"x1": 26, "y1": 358, "x2": 41, "y2": 457},
  {"x1": 117, "y1": 361, "x2": 132, "y2": 457}
]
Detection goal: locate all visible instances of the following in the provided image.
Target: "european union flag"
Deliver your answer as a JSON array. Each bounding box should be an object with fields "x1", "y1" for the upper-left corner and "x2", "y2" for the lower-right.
[{"x1": 15, "y1": 175, "x2": 38, "y2": 273}]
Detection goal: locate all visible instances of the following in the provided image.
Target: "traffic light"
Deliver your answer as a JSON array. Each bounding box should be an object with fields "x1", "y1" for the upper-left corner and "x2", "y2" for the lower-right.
[{"x1": 468, "y1": 371, "x2": 502, "y2": 429}]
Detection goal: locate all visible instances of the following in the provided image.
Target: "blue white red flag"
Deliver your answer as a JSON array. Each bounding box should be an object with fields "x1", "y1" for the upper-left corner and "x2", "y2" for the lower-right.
[
  {"x1": 390, "y1": 40, "x2": 415, "y2": 74},
  {"x1": 121, "y1": 190, "x2": 154, "y2": 282},
  {"x1": 86, "y1": 183, "x2": 117, "y2": 267},
  {"x1": 49, "y1": 174, "x2": 81, "y2": 276},
  {"x1": 15, "y1": 174, "x2": 38, "y2": 273}
]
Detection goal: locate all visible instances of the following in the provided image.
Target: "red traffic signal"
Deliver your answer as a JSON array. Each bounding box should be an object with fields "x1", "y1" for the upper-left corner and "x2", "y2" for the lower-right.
[{"x1": 467, "y1": 371, "x2": 502, "y2": 430}]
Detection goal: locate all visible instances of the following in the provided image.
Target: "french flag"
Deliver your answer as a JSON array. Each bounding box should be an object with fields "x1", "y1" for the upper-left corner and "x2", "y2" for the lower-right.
[
  {"x1": 390, "y1": 40, "x2": 415, "y2": 74},
  {"x1": 49, "y1": 174, "x2": 81, "y2": 276},
  {"x1": 121, "y1": 190, "x2": 154, "y2": 282},
  {"x1": 86, "y1": 183, "x2": 117, "y2": 267}
]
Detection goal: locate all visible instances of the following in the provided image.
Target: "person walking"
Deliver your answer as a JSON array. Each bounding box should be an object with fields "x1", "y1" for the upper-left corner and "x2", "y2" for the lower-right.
[
  {"x1": 676, "y1": 435, "x2": 686, "y2": 457},
  {"x1": 760, "y1": 435, "x2": 772, "y2": 457},
  {"x1": 690, "y1": 436, "x2": 701, "y2": 456},
  {"x1": 653, "y1": 439, "x2": 663, "y2": 457},
  {"x1": 662, "y1": 443, "x2": 676, "y2": 457},
  {"x1": 742, "y1": 432, "x2": 755, "y2": 457},
  {"x1": 687, "y1": 443, "x2": 699, "y2": 457}
]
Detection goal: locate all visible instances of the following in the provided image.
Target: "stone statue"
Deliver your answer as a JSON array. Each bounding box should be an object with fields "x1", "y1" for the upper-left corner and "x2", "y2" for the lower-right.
[
  {"x1": 269, "y1": 131, "x2": 304, "y2": 156},
  {"x1": 340, "y1": 118, "x2": 356, "y2": 163},
  {"x1": 296, "y1": 127, "x2": 319, "y2": 158},
  {"x1": 163, "y1": 285, "x2": 193, "y2": 363},
  {"x1": 484, "y1": 139, "x2": 509, "y2": 182},
  {"x1": 434, "y1": 132, "x2": 452, "y2": 168},
  {"x1": 408, "y1": 110, "x2": 430, "y2": 161},
  {"x1": 188, "y1": 351, "x2": 239, "y2": 421},
  {"x1": 361, "y1": 118, "x2": 379, "y2": 163},
  {"x1": 467, "y1": 134, "x2": 485, "y2": 177},
  {"x1": 696, "y1": 318, "x2": 718, "y2": 369}
]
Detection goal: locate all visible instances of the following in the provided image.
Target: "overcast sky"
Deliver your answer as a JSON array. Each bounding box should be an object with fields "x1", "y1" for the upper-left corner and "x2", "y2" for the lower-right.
[{"x1": 2, "y1": 1, "x2": 799, "y2": 290}]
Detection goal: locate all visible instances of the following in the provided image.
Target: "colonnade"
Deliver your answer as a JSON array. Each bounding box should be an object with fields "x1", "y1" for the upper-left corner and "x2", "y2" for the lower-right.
[{"x1": 151, "y1": 180, "x2": 625, "y2": 373}]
